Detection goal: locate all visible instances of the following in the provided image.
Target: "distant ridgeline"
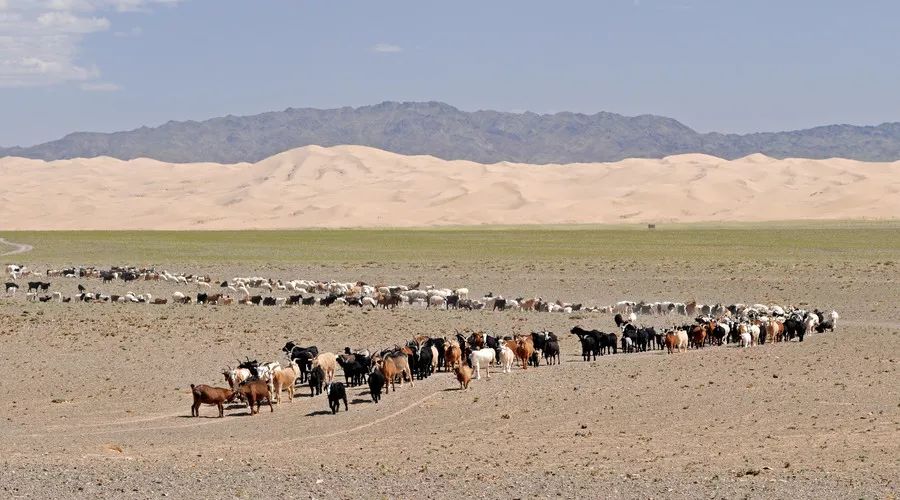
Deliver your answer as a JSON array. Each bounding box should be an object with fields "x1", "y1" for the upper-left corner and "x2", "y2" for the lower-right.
[{"x1": 3, "y1": 101, "x2": 900, "y2": 163}]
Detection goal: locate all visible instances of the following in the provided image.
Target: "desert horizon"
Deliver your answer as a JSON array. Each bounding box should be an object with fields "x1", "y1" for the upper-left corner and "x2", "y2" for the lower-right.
[{"x1": 3, "y1": 144, "x2": 898, "y2": 230}]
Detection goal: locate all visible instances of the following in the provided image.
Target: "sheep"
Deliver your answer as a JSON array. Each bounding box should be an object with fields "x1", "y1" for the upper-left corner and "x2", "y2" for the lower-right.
[
  {"x1": 428, "y1": 295, "x2": 446, "y2": 309},
  {"x1": 311, "y1": 353, "x2": 337, "y2": 385},
  {"x1": 190, "y1": 384, "x2": 234, "y2": 417}
]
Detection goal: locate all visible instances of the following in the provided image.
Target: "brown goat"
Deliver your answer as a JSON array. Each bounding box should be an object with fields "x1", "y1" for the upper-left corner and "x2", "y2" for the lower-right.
[
  {"x1": 272, "y1": 361, "x2": 300, "y2": 403},
  {"x1": 514, "y1": 336, "x2": 535, "y2": 370},
  {"x1": 471, "y1": 331, "x2": 485, "y2": 349},
  {"x1": 444, "y1": 340, "x2": 462, "y2": 371},
  {"x1": 454, "y1": 365, "x2": 473, "y2": 390},
  {"x1": 377, "y1": 352, "x2": 414, "y2": 392},
  {"x1": 235, "y1": 379, "x2": 273, "y2": 415},
  {"x1": 190, "y1": 384, "x2": 234, "y2": 418},
  {"x1": 664, "y1": 332, "x2": 678, "y2": 354},
  {"x1": 690, "y1": 325, "x2": 707, "y2": 349}
]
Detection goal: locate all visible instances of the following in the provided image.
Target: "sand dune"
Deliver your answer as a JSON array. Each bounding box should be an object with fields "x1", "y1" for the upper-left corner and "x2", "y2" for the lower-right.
[{"x1": 1, "y1": 145, "x2": 898, "y2": 229}]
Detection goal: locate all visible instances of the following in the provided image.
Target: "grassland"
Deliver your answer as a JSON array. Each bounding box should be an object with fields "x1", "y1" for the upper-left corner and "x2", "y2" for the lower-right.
[{"x1": 2, "y1": 221, "x2": 898, "y2": 266}]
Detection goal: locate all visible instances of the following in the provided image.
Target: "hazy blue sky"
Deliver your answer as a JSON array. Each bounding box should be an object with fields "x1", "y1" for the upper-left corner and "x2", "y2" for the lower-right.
[{"x1": 1, "y1": 0, "x2": 898, "y2": 146}]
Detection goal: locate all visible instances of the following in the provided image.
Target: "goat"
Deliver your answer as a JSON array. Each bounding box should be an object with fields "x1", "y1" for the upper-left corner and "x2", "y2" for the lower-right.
[
  {"x1": 271, "y1": 361, "x2": 300, "y2": 403},
  {"x1": 454, "y1": 364, "x2": 473, "y2": 390},
  {"x1": 234, "y1": 379, "x2": 273, "y2": 415},
  {"x1": 514, "y1": 336, "x2": 535, "y2": 370},
  {"x1": 326, "y1": 382, "x2": 348, "y2": 414},
  {"x1": 375, "y1": 352, "x2": 414, "y2": 392},
  {"x1": 498, "y1": 345, "x2": 515, "y2": 373},
  {"x1": 444, "y1": 340, "x2": 462, "y2": 371},
  {"x1": 190, "y1": 384, "x2": 234, "y2": 418},
  {"x1": 311, "y1": 353, "x2": 337, "y2": 385},
  {"x1": 542, "y1": 334, "x2": 560, "y2": 365},
  {"x1": 470, "y1": 348, "x2": 495, "y2": 380},
  {"x1": 368, "y1": 367, "x2": 386, "y2": 403},
  {"x1": 309, "y1": 366, "x2": 325, "y2": 397},
  {"x1": 223, "y1": 367, "x2": 251, "y2": 392}
]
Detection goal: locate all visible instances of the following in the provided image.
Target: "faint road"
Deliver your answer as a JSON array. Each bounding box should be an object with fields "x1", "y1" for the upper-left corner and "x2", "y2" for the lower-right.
[{"x1": 0, "y1": 238, "x2": 33, "y2": 257}]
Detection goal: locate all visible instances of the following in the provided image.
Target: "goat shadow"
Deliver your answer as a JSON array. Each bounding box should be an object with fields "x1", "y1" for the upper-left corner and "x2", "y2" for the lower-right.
[
  {"x1": 349, "y1": 398, "x2": 370, "y2": 405},
  {"x1": 305, "y1": 410, "x2": 335, "y2": 417}
]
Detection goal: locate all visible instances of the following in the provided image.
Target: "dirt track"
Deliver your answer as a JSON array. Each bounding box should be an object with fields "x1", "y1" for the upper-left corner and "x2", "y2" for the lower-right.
[
  {"x1": 0, "y1": 237, "x2": 33, "y2": 256},
  {"x1": 0, "y1": 258, "x2": 897, "y2": 499}
]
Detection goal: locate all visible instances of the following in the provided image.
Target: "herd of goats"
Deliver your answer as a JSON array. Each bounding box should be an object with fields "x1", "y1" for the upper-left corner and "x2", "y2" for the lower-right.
[
  {"x1": 199, "y1": 301, "x2": 838, "y2": 417},
  {"x1": 4, "y1": 264, "x2": 840, "y2": 417}
]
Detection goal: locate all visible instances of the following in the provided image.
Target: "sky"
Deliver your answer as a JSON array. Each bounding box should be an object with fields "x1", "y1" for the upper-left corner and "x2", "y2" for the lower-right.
[{"x1": 1, "y1": 0, "x2": 898, "y2": 147}]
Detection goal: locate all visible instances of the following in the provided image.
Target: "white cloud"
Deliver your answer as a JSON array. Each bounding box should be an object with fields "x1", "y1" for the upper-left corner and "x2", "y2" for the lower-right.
[
  {"x1": 80, "y1": 81, "x2": 120, "y2": 91},
  {"x1": 370, "y1": 42, "x2": 402, "y2": 53},
  {"x1": 0, "y1": 0, "x2": 181, "y2": 88},
  {"x1": 37, "y1": 11, "x2": 110, "y2": 32},
  {"x1": 114, "y1": 25, "x2": 142, "y2": 37}
]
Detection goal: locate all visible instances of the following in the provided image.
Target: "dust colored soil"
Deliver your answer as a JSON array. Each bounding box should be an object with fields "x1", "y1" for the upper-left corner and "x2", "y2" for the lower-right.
[{"x1": 0, "y1": 227, "x2": 897, "y2": 498}]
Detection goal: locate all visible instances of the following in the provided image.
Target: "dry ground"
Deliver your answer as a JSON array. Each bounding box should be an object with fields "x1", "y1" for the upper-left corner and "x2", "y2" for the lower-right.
[{"x1": 0, "y1": 233, "x2": 898, "y2": 499}]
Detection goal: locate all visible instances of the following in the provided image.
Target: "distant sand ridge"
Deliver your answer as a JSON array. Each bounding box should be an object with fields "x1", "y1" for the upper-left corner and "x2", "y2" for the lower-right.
[{"x1": 2, "y1": 145, "x2": 898, "y2": 229}]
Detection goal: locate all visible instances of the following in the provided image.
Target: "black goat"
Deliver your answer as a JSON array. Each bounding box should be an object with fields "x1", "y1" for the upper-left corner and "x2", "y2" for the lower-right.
[{"x1": 327, "y1": 382, "x2": 348, "y2": 414}]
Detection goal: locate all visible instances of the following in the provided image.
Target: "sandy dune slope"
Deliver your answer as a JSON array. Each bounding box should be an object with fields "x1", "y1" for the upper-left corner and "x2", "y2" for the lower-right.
[{"x1": 2, "y1": 145, "x2": 898, "y2": 229}]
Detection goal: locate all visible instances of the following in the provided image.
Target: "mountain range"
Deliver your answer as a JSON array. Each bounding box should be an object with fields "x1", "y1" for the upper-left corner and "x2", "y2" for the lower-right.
[{"x1": 3, "y1": 101, "x2": 900, "y2": 163}]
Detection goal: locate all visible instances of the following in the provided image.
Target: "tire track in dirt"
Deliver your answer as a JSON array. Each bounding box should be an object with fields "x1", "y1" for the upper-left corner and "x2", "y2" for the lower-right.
[
  {"x1": 285, "y1": 390, "x2": 441, "y2": 443},
  {"x1": 76, "y1": 390, "x2": 443, "y2": 438},
  {"x1": 33, "y1": 381, "x2": 443, "y2": 439},
  {"x1": 0, "y1": 237, "x2": 33, "y2": 256}
]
